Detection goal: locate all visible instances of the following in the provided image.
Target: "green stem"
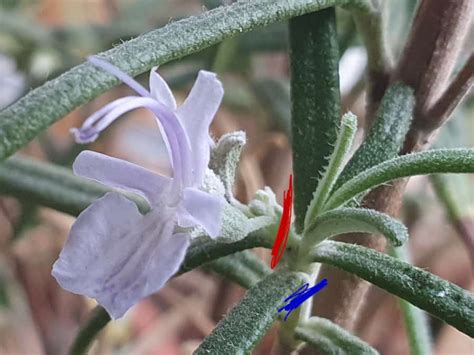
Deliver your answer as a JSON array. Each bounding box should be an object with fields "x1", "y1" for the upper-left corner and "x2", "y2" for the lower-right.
[
  {"x1": 345, "y1": 0, "x2": 393, "y2": 117},
  {"x1": 390, "y1": 245, "x2": 432, "y2": 355}
]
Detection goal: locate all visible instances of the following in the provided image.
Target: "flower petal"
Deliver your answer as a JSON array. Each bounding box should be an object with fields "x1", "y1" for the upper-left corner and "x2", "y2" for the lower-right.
[
  {"x1": 52, "y1": 192, "x2": 189, "y2": 319},
  {"x1": 176, "y1": 71, "x2": 224, "y2": 186},
  {"x1": 180, "y1": 187, "x2": 224, "y2": 238},
  {"x1": 149, "y1": 67, "x2": 177, "y2": 109},
  {"x1": 73, "y1": 150, "x2": 171, "y2": 205}
]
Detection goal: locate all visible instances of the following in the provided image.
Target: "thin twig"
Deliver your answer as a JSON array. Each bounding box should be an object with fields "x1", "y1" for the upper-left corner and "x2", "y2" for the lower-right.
[
  {"x1": 395, "y1": 0, "x2": 473, "y2": 150},
  {"x1": 427, "y1": 53, "x2": 474, "y2": 129}
]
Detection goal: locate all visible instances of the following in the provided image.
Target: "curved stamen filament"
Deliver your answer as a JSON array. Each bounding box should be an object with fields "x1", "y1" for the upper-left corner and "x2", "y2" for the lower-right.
[
  {"x1": 87, "y1": 56, "x2": 151, "y2": 98},
  {"x1": 76, "y1": 97, "x2": 191, "y2": 195}
]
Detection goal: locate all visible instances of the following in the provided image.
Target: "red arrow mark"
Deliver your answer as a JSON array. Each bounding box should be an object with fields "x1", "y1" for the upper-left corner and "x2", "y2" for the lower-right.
[{"x1": 270, "y1": 174, "x2": 293, "y2": 269}]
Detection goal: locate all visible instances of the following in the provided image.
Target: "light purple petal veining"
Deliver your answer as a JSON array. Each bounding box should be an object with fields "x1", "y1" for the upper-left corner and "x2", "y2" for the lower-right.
[
  {"x1": 176, "y1": 71, "x2": 224, "y2": 186},
  {"x1": 73, "y1": 150, "x2": 171, "y2": 206},
  {"x1": 149, "y1": 67, "x2": 177, "y2": 109}
]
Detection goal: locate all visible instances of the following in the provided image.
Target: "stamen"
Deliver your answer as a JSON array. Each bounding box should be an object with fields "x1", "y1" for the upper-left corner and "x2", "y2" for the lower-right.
[
  {"x1": 83, "y1": 57, "x2": 192, "y2": 197},
  {"x1": 74, "y1": 97, "x2": 191, "y2": 195},
  {"x1": 87, "y1": 56, "x2": 151, "y2": 98}
]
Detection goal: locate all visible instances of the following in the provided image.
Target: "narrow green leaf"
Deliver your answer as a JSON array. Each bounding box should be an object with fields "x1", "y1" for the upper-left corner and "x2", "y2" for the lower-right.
[
  {"x1": 312, "y1": 241, "x2": 474, "y2": 336},
  {"x1": 306, "y1": 207, "x2": 408, "y2": 246},
  {"x1": 335, "y1": 83, "x2": 415, "y2": 188},
  {"x1": 0, "y1": 0, "x2": 355, "y2": 161},
  {"x1": 290, "y1": 7, "x2": 341, "y2": 233},
  {"x1": 195, "y1": 270, "x2": 305, "y2": 354},
  {"x1": 390, "y1": 245, "x2": 433, "y2": 355},
  {"x1": 295, "y1": 317, "x2": 378, "y2": 355},
  {"x1": 303, "y1": 113, "x2": 358, "y2": 229},
  {"x1": 325, "y1": 148, "x2": 474, "y2": 211},
  {"x1": 204, "y1": 251, "x2": 270, "y2": 289},
  {"x1": 178, "y1": 234, "x2": 272, "y2": 275},
  {"x1": 69, "y1": 306, "x2": 111, "y2": 355}
]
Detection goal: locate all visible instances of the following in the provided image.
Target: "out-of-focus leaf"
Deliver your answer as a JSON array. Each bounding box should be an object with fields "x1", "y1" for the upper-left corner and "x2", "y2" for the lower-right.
[
  {"x1": 252, "y1": 78, "x2": 291, "y2": 138},
  {"x1": 390, "y1": 245, "x2": 433, "y2": 355},
  {"x1": 295, "y1": 317, "x2": 379, "y2": 354},
  {"x1": 0, "y1": 155, "x2": 114, "y2": 216}
]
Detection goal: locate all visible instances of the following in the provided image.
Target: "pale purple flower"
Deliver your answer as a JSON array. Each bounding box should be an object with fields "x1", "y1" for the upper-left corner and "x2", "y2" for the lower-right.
[{"x1": 52, "y1": 56, "x2": 225, "y2": 319}]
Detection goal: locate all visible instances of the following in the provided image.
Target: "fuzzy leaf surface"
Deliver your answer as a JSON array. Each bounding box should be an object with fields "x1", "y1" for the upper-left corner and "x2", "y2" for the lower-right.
[
  {"x1": 312, "y1": 241, "x2": 474, "y2": 336},
  {"x1": 307, "y1": 207, "x2": 408, "y2": 246},
  {"x1": 195, "y1": 270, "x2": 305, "y2": 354},
  {"x1": 325, "y1": 148, "x2": 474, "y2": 210},
  {"x1": 290, "y1": 7, "x2": 341, "y2": 232},
  {"x1": 335, "y1": 83, "x2": 415, "y2": 188}
]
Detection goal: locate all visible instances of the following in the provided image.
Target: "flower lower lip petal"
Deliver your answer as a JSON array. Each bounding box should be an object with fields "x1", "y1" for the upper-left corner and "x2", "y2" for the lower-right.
[{"x1": 52, "y1": 192, "x2": 190, "y2": 319}]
